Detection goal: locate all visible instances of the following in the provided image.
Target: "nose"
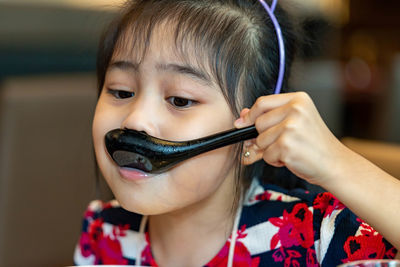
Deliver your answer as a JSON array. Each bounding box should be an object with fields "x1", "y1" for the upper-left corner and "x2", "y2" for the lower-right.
[{"x1": 121, "y1": 97, "x2": 158, "y2": 136}]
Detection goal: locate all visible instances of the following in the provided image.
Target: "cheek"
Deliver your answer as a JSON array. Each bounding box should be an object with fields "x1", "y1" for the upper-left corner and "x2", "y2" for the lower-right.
[
  {"x1": 166, "y1": 112, "x2": 235, "y2": 141},
  {"x1": 167, "y1": 145, "x2": 236, "y2": 202},
  {"x1": 92, "y1": 100, "x2": 121, "y2": 147},
  {"x1": 92, "y1": 100, "x2": 122, "y2": 179},
  {"x1": 92, "y1": 106, "x2": 107, "y2": 158}
]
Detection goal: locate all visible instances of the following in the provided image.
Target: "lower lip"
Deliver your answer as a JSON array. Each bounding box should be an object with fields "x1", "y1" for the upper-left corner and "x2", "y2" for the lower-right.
[{"x1": 119, "y1": 167, "x2": 151, "y2": 181}]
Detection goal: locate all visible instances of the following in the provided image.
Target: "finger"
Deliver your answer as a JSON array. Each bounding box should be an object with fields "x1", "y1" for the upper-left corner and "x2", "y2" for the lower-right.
[
  {"x1": 234, "y1": 108, "x2": 250, "y2": 128},
  {"x1": 234, "y1": 108, "x2": 251, "y2": 128},
  {"x1": 253, "y1": 103, "x2": 291, "y2": 134},
  {"x1": 255, "y1": 120, "x2": 286, "y2": 150},
  {"x1": 262, "y1": 140, "x2": 286, "y2": 168},
  {"x1": 263, "y1": 151, "x2": 285, "y2": 167},
  {"x1": 238, "y1": 92, "x2": 303, "y2": 127},
  {"x1": 240, "y1": 108, "x2": 250, "y2": 118}
]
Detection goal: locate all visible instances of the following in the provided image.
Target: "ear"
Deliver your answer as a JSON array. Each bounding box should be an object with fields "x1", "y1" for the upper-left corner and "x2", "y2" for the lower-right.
[{"x1": 241, "y1": 140, "x2": 263, "y2": 165}]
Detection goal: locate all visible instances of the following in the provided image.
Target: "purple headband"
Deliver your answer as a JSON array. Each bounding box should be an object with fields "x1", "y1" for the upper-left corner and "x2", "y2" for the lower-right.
[{"x1": 258, "y1": 0, "x2": 285, "y2": 94}]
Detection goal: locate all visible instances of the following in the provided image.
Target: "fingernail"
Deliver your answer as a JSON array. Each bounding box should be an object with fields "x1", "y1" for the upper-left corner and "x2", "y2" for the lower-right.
[{"x1": 234, "y1": 117, "x2": 244, "y2": 127}]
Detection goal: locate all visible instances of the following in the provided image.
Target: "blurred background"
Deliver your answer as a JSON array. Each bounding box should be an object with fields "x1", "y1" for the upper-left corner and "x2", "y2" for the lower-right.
[{"x1": 0, "y1": 0, "x2": 399, "y2": 266}]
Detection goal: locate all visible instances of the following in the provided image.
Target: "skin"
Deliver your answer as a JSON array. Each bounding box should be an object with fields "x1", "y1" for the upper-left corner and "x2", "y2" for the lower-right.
[
  {"x1": 235, "y1": 92, "x2": 400, "y2": 252},
  {"x1": 93, "y1": 26, "x2": 239, "y2": 266}
]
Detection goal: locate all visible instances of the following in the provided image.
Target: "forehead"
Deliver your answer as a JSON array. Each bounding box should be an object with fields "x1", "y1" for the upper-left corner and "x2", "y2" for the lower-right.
[{"x1": 112, "y1": 22, "x2": 208, "y2": 71}]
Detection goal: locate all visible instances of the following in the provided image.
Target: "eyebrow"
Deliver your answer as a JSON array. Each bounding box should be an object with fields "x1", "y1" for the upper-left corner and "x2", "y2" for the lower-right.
[
  {"x1": 109, "y1": 60, "x2": 139, "y2": 71},
  {"x1": 156, "y1": 63, "x2": 212, "y2": 85},
  {"x1": 109, "y1": 60, "x2": 212, "y2": 85}
]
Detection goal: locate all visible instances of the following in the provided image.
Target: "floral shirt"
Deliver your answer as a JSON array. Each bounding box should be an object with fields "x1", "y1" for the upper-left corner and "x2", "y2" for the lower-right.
[{"x1": 74, "y1": 178, "x2": 396, "y2": 266}]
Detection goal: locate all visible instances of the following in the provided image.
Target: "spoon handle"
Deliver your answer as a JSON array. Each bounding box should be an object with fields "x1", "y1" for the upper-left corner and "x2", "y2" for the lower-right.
[{"x1": 186, "y1": 125, "x2": 258, "y2": 154}]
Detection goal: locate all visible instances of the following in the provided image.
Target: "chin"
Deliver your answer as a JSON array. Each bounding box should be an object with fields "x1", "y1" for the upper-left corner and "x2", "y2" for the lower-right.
[
  {"x1": 118, "y1": 200, "x2": 177, "y2": 216},
  {"x1": 113, "y1": 189, "x2": 179, "y2": 216}
]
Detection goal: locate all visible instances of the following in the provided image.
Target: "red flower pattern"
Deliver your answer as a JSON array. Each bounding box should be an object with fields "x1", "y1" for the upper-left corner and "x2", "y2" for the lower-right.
[
  {"x1": 306, "y1": 247, "x2": 319, "y2": 267},
  {"x1": 269, "y1": 203, "x2": 317, "y2": 266},
  {"x1": 206, "y1": 225, "x2": 260, "y2": 267},
  {"x1": 342, "y1": 219, "x2": 390, "y2": 263},
  {"x1": 80, "y1": 217, "x2": 129, "y2": 264},
  {"x1": 313, "y1": 192, "x2": 345, "y2": 218},
  {"x1": 79, "y1": 232, "x2": 92, "y2": 257},
  {"x1": 272, "y1": 247, "x2": 302, "y2": 267},
  {"x1": 141, "y1": 232, "x2": 159, "y2": 267},
  {"x1": 255, "y1": 190, "x2": 283, "y2": 202},
  {"x1": 269, "y1": 203, "x2": 314, "y2": 250}
]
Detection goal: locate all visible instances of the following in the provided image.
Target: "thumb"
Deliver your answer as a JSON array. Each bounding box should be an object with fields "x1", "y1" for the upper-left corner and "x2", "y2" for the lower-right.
[{"x1": 234, "y1": 108, "x2": 252, "y2": 128}]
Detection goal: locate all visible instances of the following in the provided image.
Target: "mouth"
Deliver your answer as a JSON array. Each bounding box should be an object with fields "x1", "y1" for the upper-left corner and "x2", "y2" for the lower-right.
[{"x1": 118, "y1": 166, "x2": 151, "y2": 181}]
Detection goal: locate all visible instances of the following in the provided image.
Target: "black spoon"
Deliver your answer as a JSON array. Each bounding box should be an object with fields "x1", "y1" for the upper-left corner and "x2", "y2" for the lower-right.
[{"x1": 105, "y1": 125, "x2": 257, "y2": 173}]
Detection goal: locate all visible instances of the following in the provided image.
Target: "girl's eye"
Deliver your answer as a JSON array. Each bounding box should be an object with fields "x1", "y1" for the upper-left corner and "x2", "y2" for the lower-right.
[
  {"x1": 168, "y1": 97, "x2": 196, "y2": 108},
  {"x1": 107, "y1": 89, "x2": 135, "y2": 99}
]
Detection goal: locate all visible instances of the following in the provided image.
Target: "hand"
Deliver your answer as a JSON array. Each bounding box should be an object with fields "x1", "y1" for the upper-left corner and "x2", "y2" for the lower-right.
[{"x1": 234, "y1": 92, "x2": 349, "y2": 187}]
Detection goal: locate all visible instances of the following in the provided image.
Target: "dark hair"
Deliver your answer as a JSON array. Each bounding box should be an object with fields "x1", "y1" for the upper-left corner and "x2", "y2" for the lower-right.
[{"x1": 96, "y1": 0, "x2": 308, "y2": 202}]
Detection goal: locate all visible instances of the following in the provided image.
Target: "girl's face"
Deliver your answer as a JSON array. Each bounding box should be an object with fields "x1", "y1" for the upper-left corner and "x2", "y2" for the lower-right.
[{"x1": 92, "y1": 26, "x2": 237, "y2": 215}]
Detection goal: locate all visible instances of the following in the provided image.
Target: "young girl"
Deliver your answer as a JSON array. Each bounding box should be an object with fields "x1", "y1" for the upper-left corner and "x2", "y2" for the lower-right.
[{"x1": 74, "y1": 0, "x2": 400, "y2": 266}]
